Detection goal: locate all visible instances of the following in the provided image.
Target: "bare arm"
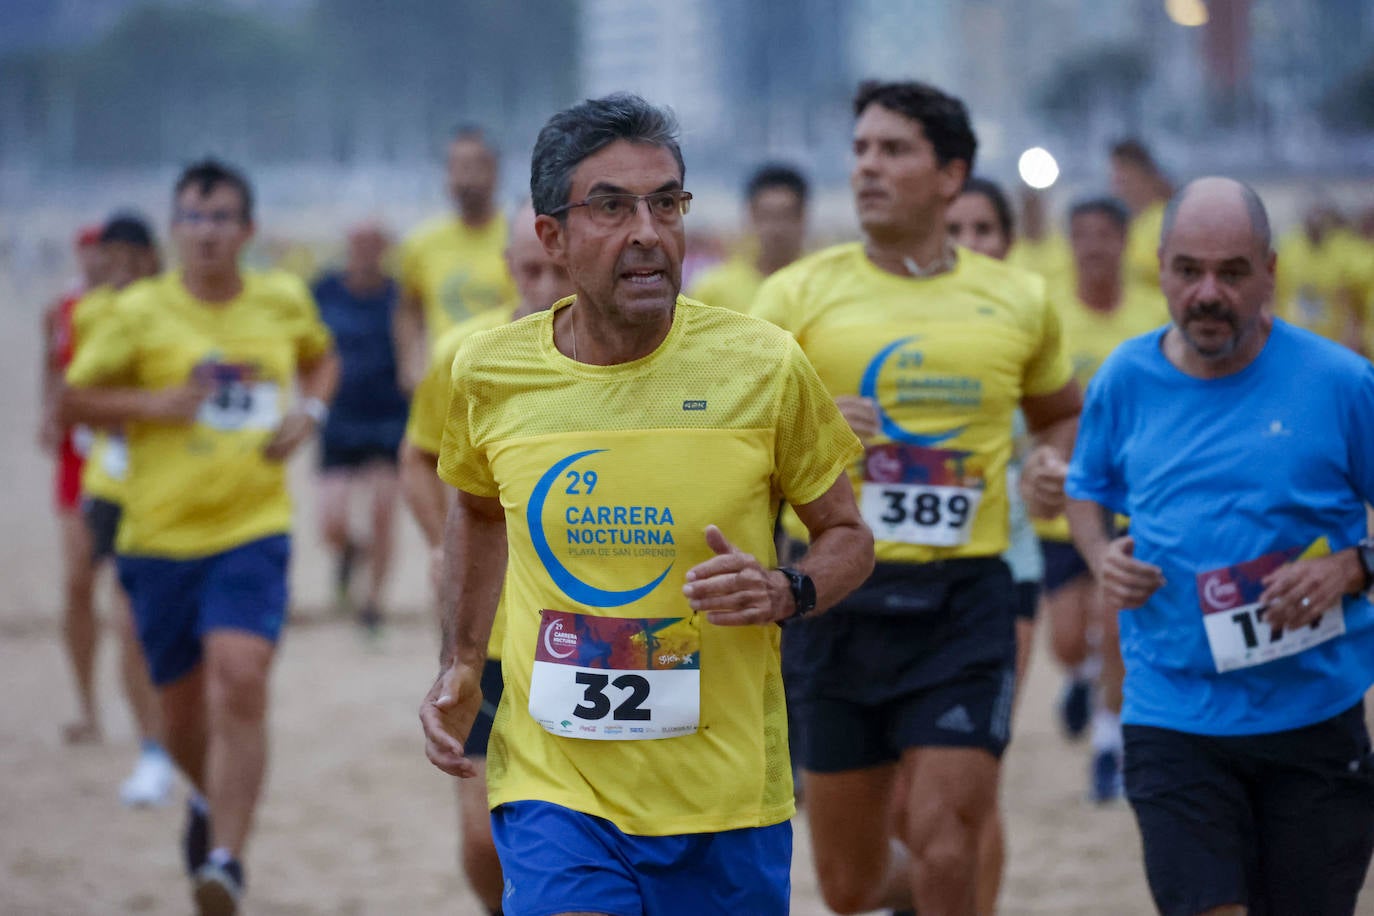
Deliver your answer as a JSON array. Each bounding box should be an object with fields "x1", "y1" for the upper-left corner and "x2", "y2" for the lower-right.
[
  {"x1": 419, "y1": 490, "x2": 507, "y2": 778},
  {"x1": 39, "y1": 303, "x2": 63, "y2": 452},
  {"x1": 393, "y1": 291, "x2": 428, "y2": 395},
  {"x1": 683, "y1": 473, "x2": 874, "y2": 626},
  {"x1": 1067, "y1": 496, "x2": 1165, "y2": 610},
  {"x1": 263, "y1": 350, "x2": 341, "y2": 461},
  {"x1": 60, "y1": 380, "x2": 210, "y2": 428},
  {"x1": 1020, "y1": 381, "x2": 1082, "y2": 518},
  {"x1": 398, "y1": 440, "x2": 449, "y2": 547}
]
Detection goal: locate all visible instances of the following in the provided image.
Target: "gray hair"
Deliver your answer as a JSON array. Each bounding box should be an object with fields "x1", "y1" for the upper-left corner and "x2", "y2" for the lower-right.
[
  {"x1": 1161, "y1": 177, "x2": 1272, "y2": 254},
  {"x1": 530, "y1": 93, "x2": 684, "y2": 217}
]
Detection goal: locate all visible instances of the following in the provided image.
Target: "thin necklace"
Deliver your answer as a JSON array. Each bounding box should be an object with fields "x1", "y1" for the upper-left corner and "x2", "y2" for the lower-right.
[
  {"x1": 901, "y1": 242, "x2": 958, "y2": 278},
  {"x1": 570, "y1": 308, "x2": 578, "y2": 362}
]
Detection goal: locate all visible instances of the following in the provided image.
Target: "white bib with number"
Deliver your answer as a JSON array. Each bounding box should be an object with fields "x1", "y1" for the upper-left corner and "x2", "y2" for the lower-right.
[
  {"x1": 100, "y1": 435, "x2": 129, "y2": 481},
  {"x1": 528, "y1": 609, "x2": 700, "y2": 740},
  {"x1": 1196, "y1": 545, "x2": 1345, "y2": 673},
  {"x1": 859, "y1": 443, "x2": 983, "y2": 547},
  {"x1": 197, "y1": 380, "x2": 281, "y2": 432}
]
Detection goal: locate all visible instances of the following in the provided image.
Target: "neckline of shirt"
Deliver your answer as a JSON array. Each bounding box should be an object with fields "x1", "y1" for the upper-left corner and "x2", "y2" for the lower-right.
[{"x1": 540, "y1": 296, "x2": 687, "y2": 377}]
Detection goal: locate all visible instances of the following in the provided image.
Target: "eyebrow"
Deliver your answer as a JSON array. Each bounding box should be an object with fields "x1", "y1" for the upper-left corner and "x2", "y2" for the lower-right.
[{"x1": 585, "y1": 179, "x2": 682, "y2": 197}]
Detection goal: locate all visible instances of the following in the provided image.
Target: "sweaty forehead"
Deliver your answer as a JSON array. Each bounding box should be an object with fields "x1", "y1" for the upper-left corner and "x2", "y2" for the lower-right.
[
  {"x1": 567, "y1": 141, "x2": 682, "y2": 198},
  {"x1": 854, "y1": 105, "x2": 927, "y2": 144},
  {"x1": 1165, "y1": 195, "x2": 1258, "y2": 259}
]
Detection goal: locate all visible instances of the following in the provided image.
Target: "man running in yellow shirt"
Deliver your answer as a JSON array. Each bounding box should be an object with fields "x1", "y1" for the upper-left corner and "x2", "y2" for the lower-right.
[
  {"x1": 62, "y1": 160, "x2": 339, "y2": 916},
  {"x1": 399, "y1": 203, "x2": 572, "y2": 916},
  {"x1": 753, "y1": 80, "x2": 1081, "y2": 916},
  {"x1": 395, "y1": 126, "x2": 517, "y2": 391},
  {"x1": 1275, "y1": 203, "x2": 1367, "y2": 352},
  {"x1": 1110, "y1": 138, "x2": 1173, "y2": 291},
  {"x1": 687, "y1": 163, "x2": 809, "y2": 314},
  {"x1": 418, "y1": 93, "x2": 873, "y2": 916}
]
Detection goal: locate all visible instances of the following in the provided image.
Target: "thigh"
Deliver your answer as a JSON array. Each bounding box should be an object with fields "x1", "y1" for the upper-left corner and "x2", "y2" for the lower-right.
[
  {"x1": 316, "y1": 470, "x2": 353, "y2": 527},
  {"x1": 117, "y1": 552, "x2": 206, "y2": 686},
  {"x1": 802, "y1": 763, "x2": 902, "y2": 888},
  {"x1": 1253, "y1": 704, "x2": 1374, "y2": 916},
  {"x1": 896, "y1": 745, "x2": 1000, "y2": 847},
  {"x1": 201, "y1": 535, "x2": 291, "y2": 643},
  {"x1": 1123, "y1": 724, "x2": 1255, "y2": 916},
  {"x1": 490, "y1": 801, "x2": 642, "y2": 916}
]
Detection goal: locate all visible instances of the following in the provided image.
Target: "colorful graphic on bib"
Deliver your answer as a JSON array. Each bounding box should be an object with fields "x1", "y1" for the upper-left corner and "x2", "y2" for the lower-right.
[
  {"x1": 528, "y1": 449, "x2": 676, "y2": 608},
  {"x1": 859, "y1": 337, "x2": 972, "y2": 446},
  {"x1": 191, "y1": 358, "x2": 280, "y2": 432},
  {"x1": 863, "y1": 443, "x2": 981, "y2": 487},
  {"x1": 1197, "y1": 538, "x2": 1330, "y2": 616},
  {"x1": 535, "y1": 610, "x2": 700, "y2": 670}
]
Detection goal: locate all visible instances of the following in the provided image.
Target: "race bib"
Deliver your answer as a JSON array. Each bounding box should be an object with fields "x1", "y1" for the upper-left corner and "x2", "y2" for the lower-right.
[
  {"x1": 1197, "y1": 538, "x2": 1344, "y2": 673},
  {"x1": 197, "y1": 376, "x2": 281, "y2": 433},
  {"x1": 529, "y1": 609, "x2": 700, "y2": 740},
  {"x1": 859, "y1": 443, "x2": 984, "y2": 547},
  {"x1": 100, "y1": 435, "x2": 128, "y2": 481}
]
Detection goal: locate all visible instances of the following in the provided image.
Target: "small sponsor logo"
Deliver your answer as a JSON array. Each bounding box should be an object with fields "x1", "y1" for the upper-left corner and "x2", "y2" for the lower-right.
[
  {"x1": 579, "y1": 725, "x2": 597, "y2": 733},
  {"x1": 604, "y1": 726, "x2": 624, "y2": 735},
  {"x1": 682, "y1": 400, "x2": 707, "y2": 411},
  {"x1": 658, "y1": 653, "x2": 682, "y2": 666},
  {"x1": 629, "y1": 727, "x2": 647, "y2": 733},
  {"x1": 1202, "y1": 573, "x2": 1240, "y2": 610},
  {"x1": 1263, "y1": 419, "x2": 1292, "y2": 437},
  {"x1": 936, "y1": 704, "x2": 976, "y2": 734},
  {"x1": 559, "y1": 720, "x2": 572, "y2": 729},
  {"x1": 543, "y1": 617, "x2": 578, "y2": 659}
]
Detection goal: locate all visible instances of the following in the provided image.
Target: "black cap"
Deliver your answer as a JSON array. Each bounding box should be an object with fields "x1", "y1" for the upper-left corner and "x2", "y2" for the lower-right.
[{"x1": 100, "y1": 212, "x2": 155, "y2": 249}]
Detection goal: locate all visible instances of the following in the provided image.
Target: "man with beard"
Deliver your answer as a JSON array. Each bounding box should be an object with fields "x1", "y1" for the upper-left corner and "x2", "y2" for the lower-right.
[{"x1": 1066, "y1": 176, "x2": 1374, "y2": 916}]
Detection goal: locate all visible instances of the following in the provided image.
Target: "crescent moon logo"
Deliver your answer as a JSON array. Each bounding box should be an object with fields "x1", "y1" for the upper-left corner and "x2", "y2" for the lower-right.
[
  {"x1": 527, "y1": 449, "x2": 674, "y2": 608},
  {"x1": 543, "y1": 618, "x2": 576, "y2": 659},
  {"x1": 859, "y1": 336, "x2": 966, "y2": 447}
]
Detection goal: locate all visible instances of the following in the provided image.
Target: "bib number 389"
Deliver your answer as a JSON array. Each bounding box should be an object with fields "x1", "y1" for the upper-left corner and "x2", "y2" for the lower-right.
[{"x1": 861, "y1": 484, "x2": 982, "y2": 548}]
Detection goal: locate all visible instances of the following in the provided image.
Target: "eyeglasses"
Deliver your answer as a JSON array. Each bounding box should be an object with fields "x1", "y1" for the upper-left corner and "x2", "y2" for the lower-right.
[
  {"x1": 548, "y1": 191, "x2": 692, "y2": 228},
  {"x1": 173, "y1": 209, "x2": 245, "y2": 229}
]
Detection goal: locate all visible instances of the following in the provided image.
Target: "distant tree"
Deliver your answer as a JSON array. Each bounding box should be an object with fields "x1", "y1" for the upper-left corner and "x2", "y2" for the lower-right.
[{"x1": 1035, "y1": 44, "x2": 1152, "y2": 137}]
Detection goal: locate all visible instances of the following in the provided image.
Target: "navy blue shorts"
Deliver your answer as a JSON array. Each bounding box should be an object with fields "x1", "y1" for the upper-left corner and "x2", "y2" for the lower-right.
[
  {"x1": 1040, "y1": 539, "x2": 1091, "y2": 594},
  {"x1": 464, "y1": 658, "x2": 504, "y2": 757},
  {"x1": 117, "y1": 535, "x2": 291, "y2": 686},
  {"x1": 490, "y1": 800, "x2": 791, "y2": 916},
  {"x1": 319, "y1": 440, "x2": 400, "y2": 471},
  {"x1": 1124, "y1": 702, "x2": 1374, "y2": 916}
]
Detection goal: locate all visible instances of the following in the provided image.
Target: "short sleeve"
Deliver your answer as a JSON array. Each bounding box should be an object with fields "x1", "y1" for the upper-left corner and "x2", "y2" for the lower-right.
[
  {"x1": 773, "y1": 338, "x2": 862, "y2": 507},
  {"x1": 398, "y1": 233, "x2": 425, "y2": 303},
  {"x1": 406, "y1": 344, "x2": 453, "y2": 455},
  {"x1": 1023, "y1": 290, "x2": 1075, "y2": 397},
  {"x1": 283, "y1": 277, "x2": 333, "y2": 363},
  {"x1": 1347, "y1": 361, "x2": 1374, "y2": 507},
  {"x1": 750, "y1": 270, "x2": 799, "y2": 335},
  {"x1": 1065, "y1": 367, "x2": 1128, "y2": 515},
  {"x1": 65, "y1": 299, "x2": 138, "y2": 388},
  {"x1": 437, "y1": 341, "x2": 498, "y2": 497}
]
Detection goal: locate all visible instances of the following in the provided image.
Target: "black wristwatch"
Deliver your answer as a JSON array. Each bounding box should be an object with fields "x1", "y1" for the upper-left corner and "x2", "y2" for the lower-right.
[
  {"x1": 1356, "y1": 538, "x2": 1374, "y2": 594},
  {"x1": 777, "y1": 566, "x2": 817, "y2": 621}
]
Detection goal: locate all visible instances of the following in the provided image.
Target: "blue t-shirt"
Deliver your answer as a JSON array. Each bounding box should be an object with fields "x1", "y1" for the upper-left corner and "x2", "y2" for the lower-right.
[
  {"x1": 1067, "y1": 319, "x2": 1374, "y2": 736},
  {"x1": 312, "y1": 272, "x2": 409, "y2": 450}
]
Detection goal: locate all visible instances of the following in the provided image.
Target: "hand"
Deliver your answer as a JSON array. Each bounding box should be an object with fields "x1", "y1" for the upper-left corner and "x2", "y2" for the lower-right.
[
  {"x1": 1020, "y1": 445, "x2": 1069, "y2": 519},
  {"x1": 834, "y1": 395, "x2": 880, "y2": 443},
  {"x1": 262, "y1": 411, "x2": 316, "y2": 462},
  {"x1": 1259, "y1": 551, "x2": 1362, "y2": 634},
  {"x1": 419, "y1": 663, "x2": 484, "y2": 778},
  {"x1": 143, "y1": 381, "x2": 212, "y2": 423},
  {"x1": 682, "y1": 525, "x2": 792, "y2": 626},
  {"x1": 1097, "y1": 535, "x2": 1166, "y2": 610}
]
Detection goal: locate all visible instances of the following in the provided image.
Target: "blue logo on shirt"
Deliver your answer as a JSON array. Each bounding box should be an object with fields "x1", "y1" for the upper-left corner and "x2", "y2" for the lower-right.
[
  {"x1": 859, "y1": 337, "x2": 967, "y2": 446},
  {"x1": 527, "y1": 449, "x2": 674, "y2": 608}
]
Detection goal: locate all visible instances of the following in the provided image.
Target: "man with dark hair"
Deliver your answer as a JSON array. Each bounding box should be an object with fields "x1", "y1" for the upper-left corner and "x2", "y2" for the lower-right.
[
  {"x1": 394, "y1": 125, "x2": 515, "y2": 392},
  {"x1": 1109, "y1": 137, "x2": 1173, "y2": 290},
  {"x1": 1067, "y1": 176, "x2": 1374, "y2": 916},
  {"x1": 753, "y1": 79, "x2": 1081, "y2": 915},
  {"x1": 1033, "y1": 195, "x2": 1168, "y2": 804},
  {"x1": 61, "y1": 158, "x2": 339, "y2": 915},
  {"x1": 688, "y1": 163, "x2": 810, "y2": 314},
  {"x1": 418, "y1": 93, "x2": 874, "y2": 916}
]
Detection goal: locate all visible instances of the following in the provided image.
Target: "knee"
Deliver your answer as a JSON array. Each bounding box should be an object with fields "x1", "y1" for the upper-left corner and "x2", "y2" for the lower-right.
[
  {"x1": 1050, "y1": 621, "x2": 1088, "y2": 667},
  {"x1": 319, "y1": 510, "x2": 349, "y2": 549},
  {"x1": 816, "y1": 860, "x2": 885, "y2": 915},
  {"x1": 207, "y1": 653, "x2": 269, "y2": 719}
]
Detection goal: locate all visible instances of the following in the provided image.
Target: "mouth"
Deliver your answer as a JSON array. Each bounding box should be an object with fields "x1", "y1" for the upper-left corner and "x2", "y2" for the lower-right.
[
  {"x1": 619, "y1": 268, "x2": 667, "y2": 287},
  {"x1": 856, "y1": 188, "x2": 888, "y2": 204}
]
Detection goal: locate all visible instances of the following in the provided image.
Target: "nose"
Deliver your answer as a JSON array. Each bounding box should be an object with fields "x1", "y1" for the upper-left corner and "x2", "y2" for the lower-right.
[
  {"x1": 1196, "y1": 269, "x2": 1221, "y2": 300},
  {"x1": 626, "y1": 199, "x2": 662, "y2": 248}
]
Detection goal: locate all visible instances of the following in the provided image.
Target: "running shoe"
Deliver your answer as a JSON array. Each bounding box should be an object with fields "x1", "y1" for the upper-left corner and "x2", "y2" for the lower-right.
[
  {"x1": 1089, "y1": 747, "x2": 1123, "y2": 804},
  {"x1": 183, "y1": 800, "x2": 210, "y2": 876},
  {"x1": 119, "y1": 747, "x2": 175, "y2": 807},
  {"x1": 193, "y1": 859, "x2": 244, "y2": 916},
  {"x1": 1058, "y1": 676, "x2": 1092, "y2": 740}
]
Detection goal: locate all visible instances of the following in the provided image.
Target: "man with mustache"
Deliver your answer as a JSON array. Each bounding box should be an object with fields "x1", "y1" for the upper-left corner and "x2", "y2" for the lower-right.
[
  {"x1": 417, "y1": 93, "x2": 873, "y2": 916},
  {"x1": 1066, "y1": 176, "x2": 1374, "y2": 916}
]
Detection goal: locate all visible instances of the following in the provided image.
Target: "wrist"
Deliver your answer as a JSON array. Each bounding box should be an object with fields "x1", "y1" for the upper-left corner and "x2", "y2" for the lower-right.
[
  {"x1": 776, "y1": 566, "x2": 817, "y2": 622},
  {"x1": 298, "y1": 396, "x2": 329, "y2": 425},
  {"x1": 1349, "y1": 541, "x2": 1374, "y2": 595}
]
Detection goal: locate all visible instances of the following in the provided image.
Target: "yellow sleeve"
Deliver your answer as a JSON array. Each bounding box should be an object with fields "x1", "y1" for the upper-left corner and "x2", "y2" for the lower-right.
[
  {"x1": 1023, "y1": 288, "x2": 1075, "y2": 397},
  {"x1": 284, "y1": 276, "x2": 334, "y2": 363},
  {"x1": 398, "y1": 232, "x2": 425, "y2": 302},
  {"x1": 772, "y1": 339, "x2": 862, "y2": 506},
  {"x1": 437, "y1": 340, "x2": 498, "y2": 497},
  {"x1": 65, "y1": 300, "x2": 138, "y2": 387},
  {"x1": 750, "y1": 269, "x2": 799, "y2": 335},
  {"x1": 406, "y1": 346, "x2": 452, "y2": 455},
  {"x1": 686, "y1": 265, "x2": 727, "y2": 309}
]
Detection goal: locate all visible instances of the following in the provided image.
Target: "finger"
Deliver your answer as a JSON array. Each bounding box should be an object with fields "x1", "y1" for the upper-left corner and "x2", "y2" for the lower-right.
[
  {"x1": 705, "y1": 605, "x2": 772, "y2": 627},
  {"x1": 703, "y1": 524, "x2": 736, "y2": 558},
  {"x1": 1117, "y1": 536, "x2": 1136, "y2": 557},
  {"x1": 685, "y1": 569, "x2": 763, "y2": 600},
  {"x1": 689, "y1": 590, "x2": 763, "y2": 612},
  {"x1": 684, "y1": 552, "x2": 750, "y2": 584}
]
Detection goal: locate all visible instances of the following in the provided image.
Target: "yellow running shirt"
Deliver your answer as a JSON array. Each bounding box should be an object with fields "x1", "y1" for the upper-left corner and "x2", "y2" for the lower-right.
[
  {"x1": 1007, "y1": 233, "x2": 1074, "y2": 289},
  {"x1": 686, "y1": 256, "x2": 766, "y2": 314},
  {"x1": 1124, "y1": 201, "x2": 1165, "y2": 289},
  {"x1": 66, "y1": 271, "x2": 333, "y2": 558},
  {"x1": 753, "y1": 243, "x2": 1073, "y2": 564},
  {"x1": 438, "y1": 296, "x2": 860, "y2": 835},
  {"x1": 1032, "y1": 283, "x2": 1167, "y2": 542},
  {"x1": 399, "y1": 214, "x2": 515, "y2": 337},
  {"x1": 1275, "y1": 230, "x2": 1364, "y2": 346},
  {"x1": 407, "y1": 305, "x2": 514, "y2": 662},
  {"x1": 71, "y1": 287, "x2": 128, "y2": 503}
]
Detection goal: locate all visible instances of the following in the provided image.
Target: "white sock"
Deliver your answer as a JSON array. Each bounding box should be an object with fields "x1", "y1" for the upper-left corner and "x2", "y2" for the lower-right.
[
  {"x1": 1073, "y1": 655, "x2": 1102, "y2": 682},
  {"x1": 208, "y1": 846, "x2": 234, "y2": 867},
  {"x1": 1091, "y1": 707, "x2": 1122, "y2": 753},
  {"x1": 188, "y1": 792, "x2": 210, "y2": 816}
]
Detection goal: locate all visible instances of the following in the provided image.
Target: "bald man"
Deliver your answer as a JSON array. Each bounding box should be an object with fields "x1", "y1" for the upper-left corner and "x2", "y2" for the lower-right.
[
  {"x1": 313, "y1": 223, "x2": 409, "y2": 630},
  {"x1": 398, "y1": 204, "x2": 572, "y2": 916},
  {"x1": 1065, "y1": 177, "x2": 1374, "y2": 916}
]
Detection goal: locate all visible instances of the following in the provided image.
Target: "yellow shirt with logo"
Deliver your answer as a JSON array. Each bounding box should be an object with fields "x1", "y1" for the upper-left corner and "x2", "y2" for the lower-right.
[
  {"x1": 70, "y1": 287, "x2": 128, "y2": 503},
  {"x1": 407, "y1": 305, "x2": 514, "y2": 661},
  {"x1": 66, "y1": 271, "x2": 333, "y2": 558},
  {"x1": 753, "y1": 243, "x2": 1073, "y2": 564},
  {"x1": 1033, "y1": 282, "x2": 1168, "y2": 542},
  {"x1": 1124, "y1": 201, "x2": 1165, "y2": 290},
  {"x1": 1275, "y1": 230, "x2": 1366, "y2": 347},
  {"x1": 1007, "y1": 233, "x2": 1074, "y2": 289},
  {"x1": 438, "y1": 296, "x2": 860, "y2": 836},
  {"x1": 686, "y1": 256, "x2": 766, "y2": 314},
  {"x1": 399, "y1": 214, "x2": 514, "y2": 338}
]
